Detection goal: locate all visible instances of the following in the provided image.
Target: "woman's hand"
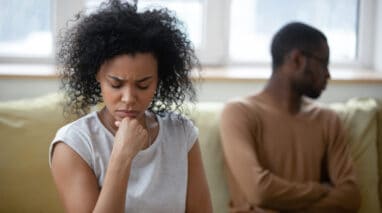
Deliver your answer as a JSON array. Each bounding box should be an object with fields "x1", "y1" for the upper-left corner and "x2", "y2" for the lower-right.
[
  {"x1": 93, "y1": 117, "x2": 147, "y2": 213},
  {"x1": 113, "y1": 118, "x2": 148, "y2": 162}
]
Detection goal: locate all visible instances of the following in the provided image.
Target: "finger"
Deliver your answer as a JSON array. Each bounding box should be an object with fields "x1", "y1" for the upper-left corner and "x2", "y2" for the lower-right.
[
  {"x1": 121, "y1": 117, "x2": 131, "y2": 125},
  {"x1": 115, "y1": 121, "x2": 121, "y2": 127}
]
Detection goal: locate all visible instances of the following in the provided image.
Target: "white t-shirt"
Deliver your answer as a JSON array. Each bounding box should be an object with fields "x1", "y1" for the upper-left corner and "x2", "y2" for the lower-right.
[{"x1": 49, "y1": 111, "x2": 198, "y2": 213}]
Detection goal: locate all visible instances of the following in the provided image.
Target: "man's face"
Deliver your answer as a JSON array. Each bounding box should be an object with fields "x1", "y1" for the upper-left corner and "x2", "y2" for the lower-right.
[{"x1": 294, "y1": 41, "x2": 330, "y2": 99}]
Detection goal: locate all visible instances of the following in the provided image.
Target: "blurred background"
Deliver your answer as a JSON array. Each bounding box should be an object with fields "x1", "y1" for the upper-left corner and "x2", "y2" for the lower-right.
[{"x1": 0, "y1": 0, "x2": 381, "y2": 102}]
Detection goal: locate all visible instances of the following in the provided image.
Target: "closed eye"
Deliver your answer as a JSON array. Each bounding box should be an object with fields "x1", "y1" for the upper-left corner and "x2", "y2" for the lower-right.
[
  {"x1": 136, "y1": 83, "x2": 150, "y2": 90},
  {"x1": 111, "y1": 84, "x2": 122, "y2": 89},
  {"x1": 136, "y1": 76, "x2": 152, "y2": 90}
]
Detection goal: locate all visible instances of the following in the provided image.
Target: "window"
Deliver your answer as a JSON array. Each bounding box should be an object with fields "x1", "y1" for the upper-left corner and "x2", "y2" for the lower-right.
[
  {"x1": 229, "y1": 0, "x2": 358, "y2": 64},
  {"x1": 0, "y1": 0, "x2": 52, "y2": 61},
  {"x1": 86, "y1": 0, "x2": 203, "y2": 49},
  {"x1": 118, "y1": 0, "x2": 361, "y2": 66},
  {"x1": 1, "y1": 0, "x2": 381, "y2": 74},
  {"x1": 138, "y1": 0, "x2": 204, "y2": 48}
]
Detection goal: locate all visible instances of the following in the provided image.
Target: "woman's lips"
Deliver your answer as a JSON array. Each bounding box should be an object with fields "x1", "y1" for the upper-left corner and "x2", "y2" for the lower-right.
[{"x1": 115, "y1": 110, "x2": 139, "y2": 119}]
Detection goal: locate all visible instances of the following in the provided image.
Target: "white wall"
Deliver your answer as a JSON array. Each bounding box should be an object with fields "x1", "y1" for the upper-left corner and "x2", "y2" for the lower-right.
[
  {"x1": 199, "y1": 82, "x2": 382, "y2": 102},
  {"x1": 1, "y1": 0, "x2": 382, "y2": 104},
  {"x1": 197, "y1": 80, "x2": 382, "y2": 103},
  {"x1": 1, "y1": 77, "x2": 381, "y2": 104},
  {"x1": 374, "y1": 0, "x2": 382, "y2": 71},
  {"x1": 0, "y1": 78, "x2": 59, "y2": 101}
]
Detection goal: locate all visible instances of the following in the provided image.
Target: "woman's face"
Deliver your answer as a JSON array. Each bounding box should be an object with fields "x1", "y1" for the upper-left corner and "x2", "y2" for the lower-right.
[{"x1": 97, "y1": 53, "x2": 158, "y2": 126}]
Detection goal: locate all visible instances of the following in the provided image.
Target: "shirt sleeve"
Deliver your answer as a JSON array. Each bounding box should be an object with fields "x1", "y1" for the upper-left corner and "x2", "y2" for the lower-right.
[
  {"x1": 49, "y1": 124, "x2": 94, "y2": 170},
  {"x1": 184, "y1": 116, "x2": 199, "y2": 152},
  {"x1": 220, "y1": 100, "x2": 329, "y2": 211},
  {"x1": 304, "y1": 111, "x2": 361, "y2": 213}
]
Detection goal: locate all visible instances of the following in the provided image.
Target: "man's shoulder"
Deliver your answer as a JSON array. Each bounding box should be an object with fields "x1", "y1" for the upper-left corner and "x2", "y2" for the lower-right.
[
  {"x1": 303, "y1": 98, "x2": 335, "y2": 113},
  {"x1": 226, "y1": 93, "x2": 265, "y2": 107},
  {"x1": 221, "y1": 95, "x2": 267, "y2": 123},
  {"x1": 224, "y1": 95, "x2": 262, "y2": 111},
  {"x1": 302, "y1": 98, "x2": 340, "y2": 121}
]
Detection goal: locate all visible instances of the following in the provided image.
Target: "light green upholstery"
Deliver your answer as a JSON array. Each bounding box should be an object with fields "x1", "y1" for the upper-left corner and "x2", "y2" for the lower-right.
[
  {"x1": 376, "y1": 99, "x2": 382, "y2": 207},
  {"x1": 328, "y1": 98, "x2": 381, "y2": 213},
  {"x1": 0, "y1": 93, "x2": 72, "y2": 213},
  {"x1": 188, "y1": 103, "x2": 228, "y2": 213},
  {"x1": 0, "y1": 93, "x2": 381, "y2": 213}
]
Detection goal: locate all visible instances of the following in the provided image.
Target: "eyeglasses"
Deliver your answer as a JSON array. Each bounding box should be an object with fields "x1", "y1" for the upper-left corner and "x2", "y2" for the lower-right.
[{"x1": 301, "y1": 50, "x2": 329, "y2": 68}]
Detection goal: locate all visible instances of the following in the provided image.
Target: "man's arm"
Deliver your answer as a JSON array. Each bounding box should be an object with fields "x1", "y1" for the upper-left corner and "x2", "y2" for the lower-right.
[
  {"x1": 304, "y1": 112, "x2": 361, "y2": 213},
  {"x1": 220, "y1": 101, "x2": 329, "y2": 211}
]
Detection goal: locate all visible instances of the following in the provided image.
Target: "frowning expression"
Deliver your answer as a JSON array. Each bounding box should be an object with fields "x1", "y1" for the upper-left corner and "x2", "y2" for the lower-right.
[{"x1": 96, "y1": 53, "x2": 158, "y2": 126}]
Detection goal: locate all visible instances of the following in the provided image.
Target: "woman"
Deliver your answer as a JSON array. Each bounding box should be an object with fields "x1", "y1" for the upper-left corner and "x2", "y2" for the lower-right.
[{"x1": 49, "y1": 1, "x2": 212, "y2": 212}]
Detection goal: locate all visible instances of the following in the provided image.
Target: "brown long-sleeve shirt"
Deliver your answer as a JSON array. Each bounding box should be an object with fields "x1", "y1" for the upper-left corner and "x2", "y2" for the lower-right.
[{"x1": 220, "y1": 94, "x2": 361, "y2": 213}]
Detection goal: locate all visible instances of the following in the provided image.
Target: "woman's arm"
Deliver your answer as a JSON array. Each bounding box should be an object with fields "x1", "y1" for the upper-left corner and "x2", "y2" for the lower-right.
[
  {"x1": 51, "y1": 118, "x2": 147, "y2": 213},
  {"x1": 186, "y1": 140, "x2": 213, "y2": 213},
  {"x1": 51, "y1": 142, "x2": 100, "y2": 213},
  {"x1": 51, "y1": 142, "x2": 133, "y2": 213}
]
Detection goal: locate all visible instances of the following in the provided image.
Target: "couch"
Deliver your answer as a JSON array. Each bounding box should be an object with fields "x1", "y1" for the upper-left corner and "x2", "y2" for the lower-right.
[{"x1": 0, "y1": 93, "x2": 381, "y2": 213}]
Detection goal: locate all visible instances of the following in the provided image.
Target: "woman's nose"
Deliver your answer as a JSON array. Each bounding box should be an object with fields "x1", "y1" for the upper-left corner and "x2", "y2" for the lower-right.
[{"x1": 121, "y1": 86, "x2": 137, "y2": 104}]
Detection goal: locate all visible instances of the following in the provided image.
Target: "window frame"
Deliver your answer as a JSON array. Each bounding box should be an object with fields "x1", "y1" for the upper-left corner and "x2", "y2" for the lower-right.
[
  {"x1": 0, "y1": 0, "x2": 380, "y2": 71},
  {"x1": 204, "y1": 0, "x2": 378, "y2": 69},
  {"x1": 0, "y1": 1, "x2": 56, "y2": 65},
  {"x1": 357, "y1": 0, "x2": 376, "y2": 69}
]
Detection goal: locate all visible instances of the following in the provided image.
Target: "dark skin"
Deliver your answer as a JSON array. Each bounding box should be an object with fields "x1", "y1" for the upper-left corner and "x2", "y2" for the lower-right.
[
  {"x1": 51, "y1": 54, "x2": 212, "y2": 213},
  {"x1": 259, "y1": 41, "x2": 330, "y2": 114}
]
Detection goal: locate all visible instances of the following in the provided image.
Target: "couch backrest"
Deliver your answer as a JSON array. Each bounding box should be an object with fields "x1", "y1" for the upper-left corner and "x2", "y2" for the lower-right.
[
  {"x1": 188, "y1": 102, "x2": 229, "y2": 213},
  {"x1": 0, "y1": 93, "x2": 71, "y2": 212},
  {"x1": 376, "y1": 99, "x2": 382, "y2": 207},
  {"x1": 1, "y1": 93, "x2": 381, "y2": 213},
  {"x1": 325, "y1": 98, "x2": 381, "y2": 213},
  {"x1": 189, "y1": 98, "x2": 382, "y2": 213}
]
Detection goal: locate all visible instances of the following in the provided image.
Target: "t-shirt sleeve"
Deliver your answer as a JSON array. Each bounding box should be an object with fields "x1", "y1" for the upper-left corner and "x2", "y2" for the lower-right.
[
  {"x1": 49, "y1": 124, "x2": 93, "y2": 170},
  {"x1": 184, "y1": 117, "x2": 199, "y2": 152}
]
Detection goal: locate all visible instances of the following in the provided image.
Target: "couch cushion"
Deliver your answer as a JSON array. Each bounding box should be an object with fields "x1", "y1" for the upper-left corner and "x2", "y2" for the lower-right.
[
  {"x1": 190, "y1": 98, "x2": 381, "y2": 213},
  {"x1": 327, "y1": 98, "x2": 381, "y2": 213},
  {"x1": 188, "y1": 102, "x2": 229, "y2": 213},
  {"x1": 0, "y1": 93, "x2": 74, "y2": 213},
  {"x1": 375, "y1": 99, "x2": 382, "y2": 207},
  {"x1": 1, "y1": 94, "x2": 380, "y2": 213}
]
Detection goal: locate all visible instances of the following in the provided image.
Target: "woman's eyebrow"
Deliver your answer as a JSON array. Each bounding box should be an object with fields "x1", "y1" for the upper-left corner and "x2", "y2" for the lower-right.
[
  {"x1": 106, "y1": 75, "x2": 152, "y2": 82},
  {"x1": 107, "y1": 75, "x2": 124, "y2": 81},
  {"x1": 136, "y1": 76, "x2": 152, "y2": 83}
]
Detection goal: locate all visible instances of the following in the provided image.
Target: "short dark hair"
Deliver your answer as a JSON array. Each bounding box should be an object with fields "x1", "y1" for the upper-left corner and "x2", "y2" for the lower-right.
[
  {"x1": 270, "y1": 22, "x2": 327, "y2": 70},
  {"x1": 57, "y1": 0, "x2": 199, "y2": 116}
]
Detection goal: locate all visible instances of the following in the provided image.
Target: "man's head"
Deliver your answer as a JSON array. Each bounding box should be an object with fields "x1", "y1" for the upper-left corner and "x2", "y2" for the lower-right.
[{"x1": 270, "y1": 22, "x2": 330, "y2": 99}]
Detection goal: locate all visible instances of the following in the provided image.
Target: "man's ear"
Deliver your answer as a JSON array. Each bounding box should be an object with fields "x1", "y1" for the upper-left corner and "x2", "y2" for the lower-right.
[{"x1": 288, "y1": 49, "x2": 306, "y2": 70}]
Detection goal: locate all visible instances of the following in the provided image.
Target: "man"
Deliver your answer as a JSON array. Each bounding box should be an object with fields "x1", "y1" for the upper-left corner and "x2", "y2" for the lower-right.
[{"x1": 220, "y1": 22, "x2": 361, "y2": 213}]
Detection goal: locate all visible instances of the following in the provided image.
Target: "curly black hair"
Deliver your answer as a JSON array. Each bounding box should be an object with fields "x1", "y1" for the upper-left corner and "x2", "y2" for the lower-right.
[{"x1": 57, "y1": 0, "x2": 199, "y2": 116}]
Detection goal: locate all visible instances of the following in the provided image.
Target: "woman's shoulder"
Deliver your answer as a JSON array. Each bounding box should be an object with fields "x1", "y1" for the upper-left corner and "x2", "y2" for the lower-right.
[
  {"x1": 56, "y1": 111, "x2": 99, "y2": 136},
  {"x1": 156, "y1": 111, "x2": 198, "y2": 151},
  {"x1": 50, "y1": 112, "x2": 99, "y2": 169},
  {"x1": 158, "y1": 111, "x2": 193, "y2": 125},
  {"x1": 157, "y1": 111, "x2": 197, "y2": 136}
]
